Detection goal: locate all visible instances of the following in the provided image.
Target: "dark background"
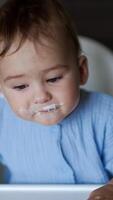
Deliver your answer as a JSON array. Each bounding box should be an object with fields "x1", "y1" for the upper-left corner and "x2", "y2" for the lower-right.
[
  {"x1": 0, "y1": 0, "x2": 113, "y2": 50},
  {"x1": 62, "y1": 0, "x2": 113, "y2": 51}
]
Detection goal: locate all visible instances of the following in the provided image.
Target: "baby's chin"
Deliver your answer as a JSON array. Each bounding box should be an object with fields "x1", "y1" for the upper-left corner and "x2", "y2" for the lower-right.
[
  {"x1": 26, "y1": 117, "x2": 62, "y2": 126},
  {"x1": 31, "y1": 115, "x2": 64, "y2": 126},
  {"x1": 34, "y1": 119, "x2": 60, "y2": 126},
  {"x1": 17, "y1": 112, "x2": 64, "y2": 126}
]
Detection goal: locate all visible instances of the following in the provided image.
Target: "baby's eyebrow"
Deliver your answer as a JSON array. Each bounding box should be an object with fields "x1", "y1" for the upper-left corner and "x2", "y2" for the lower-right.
[
  {"x1": 42, "y1": 64, "x2": 69, "y2": 73},
  {"x1": 4, "y1": 74, "x2": 26, "y2": 82}
]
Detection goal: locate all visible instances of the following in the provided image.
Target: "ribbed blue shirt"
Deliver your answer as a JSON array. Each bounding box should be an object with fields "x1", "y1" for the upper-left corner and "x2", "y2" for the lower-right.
[{"x1": 0, "y1": 89, "x2": 113, "y2": 184}]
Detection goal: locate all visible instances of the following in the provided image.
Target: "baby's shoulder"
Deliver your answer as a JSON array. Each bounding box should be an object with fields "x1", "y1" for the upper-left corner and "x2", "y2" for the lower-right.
[
  {"x1": 80, "y1": 89, "x2": 113, "y2": 117},
  {"x1": 81, "y1": 89, "x2": 113, "y2": 106}
]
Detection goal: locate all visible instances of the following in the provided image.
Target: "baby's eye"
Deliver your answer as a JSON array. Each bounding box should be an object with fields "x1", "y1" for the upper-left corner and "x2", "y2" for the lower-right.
[
  {"x1": 13, "y1": 84, "x2": 29, "y2": 90},
  {"x1": 47, "y1": 76, "x2": 62, "y2": 83}
]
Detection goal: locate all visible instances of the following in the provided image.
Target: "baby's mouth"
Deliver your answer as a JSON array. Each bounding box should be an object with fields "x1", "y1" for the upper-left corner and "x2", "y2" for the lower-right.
[
  {"x1": 39, "y1": 104, "x2": 63, "y2": 112},
  {"x1": 18, "y1": 103, "x2": 63, "y2": 119},
  {"x1": 31, "y1": 103, "x2": 63, "y2": 116}
]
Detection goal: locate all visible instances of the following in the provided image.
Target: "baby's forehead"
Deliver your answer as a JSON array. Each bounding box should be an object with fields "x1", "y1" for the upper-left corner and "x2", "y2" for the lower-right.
[
  {"x1": 0, "y1": 37, "x2": 74, "y2": 72},
  {"x1": 1, "y1": 34, "x2": 75, "y2": 65}
]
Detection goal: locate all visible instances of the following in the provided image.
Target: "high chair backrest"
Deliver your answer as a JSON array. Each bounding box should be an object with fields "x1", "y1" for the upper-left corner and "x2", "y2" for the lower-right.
[{"x1": 79, "y1": 36, "x2": 113, "y2": 96}]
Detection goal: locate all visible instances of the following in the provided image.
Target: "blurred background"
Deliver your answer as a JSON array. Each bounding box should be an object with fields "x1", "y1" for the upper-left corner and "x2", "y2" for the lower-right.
[
  {"x1": 0, "y1": 0, "x2": 113, "y2": 50},
  {"x1": 61, "y1": 0, "x2": 113, "y2": 95},
  {"x1": 62, "y1": 0, "x2": 113, "y2": 51}
]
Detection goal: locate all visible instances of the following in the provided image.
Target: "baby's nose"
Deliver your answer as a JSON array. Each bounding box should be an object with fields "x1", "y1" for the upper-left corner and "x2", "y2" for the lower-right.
[
  {"x1": 34, "y1": 96, "x2": 50, "y2": 104},
  {"x1": 33, "y1": 90, "x2": 52, "y2": 104},
  {"x1": 33, "y1": 84, "x2": 52, "y2": 104}
]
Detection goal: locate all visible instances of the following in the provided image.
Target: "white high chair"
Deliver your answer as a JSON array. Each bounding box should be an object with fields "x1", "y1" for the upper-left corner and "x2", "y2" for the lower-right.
[{"x1": 79, "y1": 36, "x2": 113, "y2": 96}]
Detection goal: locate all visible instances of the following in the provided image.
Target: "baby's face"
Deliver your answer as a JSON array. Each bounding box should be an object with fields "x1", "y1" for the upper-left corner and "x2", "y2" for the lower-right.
[{"x1": 0, "y1": 37, "x2": 87, "y2": 125}]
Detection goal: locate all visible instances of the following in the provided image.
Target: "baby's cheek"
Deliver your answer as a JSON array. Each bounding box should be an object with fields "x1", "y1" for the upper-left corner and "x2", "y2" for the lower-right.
[{"x1": 17, "y1": 107, "x2": 30, "y2": 118}]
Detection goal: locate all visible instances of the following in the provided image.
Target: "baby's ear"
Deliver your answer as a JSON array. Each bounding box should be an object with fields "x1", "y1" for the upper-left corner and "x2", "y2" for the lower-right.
[{"x1": 78, "y1": 55, "x2": 89, "y2": 85}]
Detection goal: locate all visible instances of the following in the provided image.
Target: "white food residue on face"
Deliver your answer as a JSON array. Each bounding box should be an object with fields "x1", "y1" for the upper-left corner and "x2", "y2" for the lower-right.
[{"x1": 18, "y1": 103, "x2": 64, "y2": 118}]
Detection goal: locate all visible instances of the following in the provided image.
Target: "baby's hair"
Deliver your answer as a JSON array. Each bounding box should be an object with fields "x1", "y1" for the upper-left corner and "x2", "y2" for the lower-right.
[{"x1": 0, "y1": 0, "x2": 81, "y2": 57}]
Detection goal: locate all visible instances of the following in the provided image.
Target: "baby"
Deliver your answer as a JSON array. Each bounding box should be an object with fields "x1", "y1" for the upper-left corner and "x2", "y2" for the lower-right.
[{"x1": 0, "y1": 0, "x2": 113, "y2": 199}]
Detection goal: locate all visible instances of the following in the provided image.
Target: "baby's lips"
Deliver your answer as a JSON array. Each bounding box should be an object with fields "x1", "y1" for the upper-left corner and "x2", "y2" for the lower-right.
[{"x1": 30, "y1": 103, "x2": 64, "y2": 114}]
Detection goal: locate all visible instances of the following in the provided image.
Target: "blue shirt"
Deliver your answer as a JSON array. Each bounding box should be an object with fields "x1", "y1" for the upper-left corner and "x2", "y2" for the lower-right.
[{"x1": 0, "y1": 89, "x2": 113, "y2": 184}]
